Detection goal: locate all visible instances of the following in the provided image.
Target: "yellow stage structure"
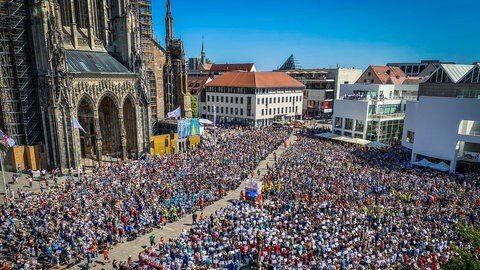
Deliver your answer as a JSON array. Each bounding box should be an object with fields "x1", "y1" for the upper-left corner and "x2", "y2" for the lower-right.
[{"x1": 150, "y1": 134, "x2": 201, "y2": 156}]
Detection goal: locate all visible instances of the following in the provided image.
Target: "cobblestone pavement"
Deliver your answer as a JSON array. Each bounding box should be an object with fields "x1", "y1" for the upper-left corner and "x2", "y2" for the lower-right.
[{"x1": 75, "y1": 133, "x2": 298, "y2": 270}]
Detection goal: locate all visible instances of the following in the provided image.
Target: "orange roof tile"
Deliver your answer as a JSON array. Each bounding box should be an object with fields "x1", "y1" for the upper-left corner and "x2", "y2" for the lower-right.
[
  {"x1": 205, "y1": 72, "x2": 305, "y2": 88},
  {"x1": 370, "y1": 66, "x2": 407, "y2": 84},
  {"x1": 209, "y1": 63, "x2": 255, "y2": 72},
  {"x1": 188, "y1": 77, "x2": 212, "y2": 94}
]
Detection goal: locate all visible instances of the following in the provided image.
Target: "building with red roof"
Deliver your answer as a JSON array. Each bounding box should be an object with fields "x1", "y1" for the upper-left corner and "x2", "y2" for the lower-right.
[
  {"x1": 356, "y1": 66, "x2": 407, "y2": 85},
  {"x1": 198, "y1": 72, "x2": 305, "y2": 126}
]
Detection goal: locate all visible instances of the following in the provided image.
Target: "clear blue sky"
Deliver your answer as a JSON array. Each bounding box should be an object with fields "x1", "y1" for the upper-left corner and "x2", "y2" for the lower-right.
[{"x1": 151, "y1": 0, "x2": 480, "y2": 71}]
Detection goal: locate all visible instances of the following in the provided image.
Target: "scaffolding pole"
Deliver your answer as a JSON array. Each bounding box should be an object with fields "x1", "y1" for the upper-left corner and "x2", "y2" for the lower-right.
[
  {"x1": 0, "y1": 0, "x2": 40, "y2": 146},
  {"x1": 135, "y1": 0, "x2": 159, "y2": 119}
]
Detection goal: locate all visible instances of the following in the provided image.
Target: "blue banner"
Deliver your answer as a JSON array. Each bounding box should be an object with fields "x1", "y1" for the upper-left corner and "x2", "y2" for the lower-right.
[
  {"x1": 178, "y1": 118, "x2": 201, "y2": 139},
  {"x1": 190, "y1": 118, "x2": 200, "y2": 136}
]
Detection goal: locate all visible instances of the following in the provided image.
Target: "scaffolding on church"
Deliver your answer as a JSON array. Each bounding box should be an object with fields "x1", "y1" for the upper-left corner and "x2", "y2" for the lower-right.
[
  {"x1": 0, "y1": 0, "x2": 40, "y2": 145},
  {"x1": 137, "y1": 0, "x2": 159, "y2": 119}
]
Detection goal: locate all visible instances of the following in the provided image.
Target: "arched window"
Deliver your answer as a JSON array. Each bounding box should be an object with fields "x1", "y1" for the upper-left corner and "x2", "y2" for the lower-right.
[
  {"x1": 74, "y1": 0, "x2": 89, "y2": 28},
  {"x1": 94, "y1": 0, "x2": 105, "y2": 39},
  {"x1": 58, "y1": 0, "x2": 71, "y2": 27}
]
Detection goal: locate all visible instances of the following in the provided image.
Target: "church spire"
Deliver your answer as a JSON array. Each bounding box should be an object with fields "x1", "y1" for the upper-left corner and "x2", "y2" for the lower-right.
[
  {"x1": 201, "y1": 38, "x2": 206, "y2": 65},
  {"x1": 165, "y1": 0, "x2": 173, "y2": 48}
]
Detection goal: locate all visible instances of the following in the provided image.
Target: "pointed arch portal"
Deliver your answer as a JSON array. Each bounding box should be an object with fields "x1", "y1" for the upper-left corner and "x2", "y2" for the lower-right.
[
  {"x1": 123, "y1": 96, "x2": 138, "y2": 154},
  {"x1": 99, "y1": 96, "x2": 121, "y2": 156},
  {"x1": 77, "y1": 99, "x2": 96, "y2": 159}
]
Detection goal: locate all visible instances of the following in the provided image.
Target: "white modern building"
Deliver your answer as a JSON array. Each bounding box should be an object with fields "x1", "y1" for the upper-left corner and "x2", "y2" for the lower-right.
[
  {"x1": 276, "y1": 68, "x2": 362, "y2": 116},
  {"x1": 198, "y1": 72, "x2": 304, "y2": 126},
  {"x1": 275, "y1": 55, "x2": 362, "y2": 117},
  {"x1": 333, "y1": 84, "x2": 418, "y2": 144},
  {"x1": 402, "y1": 63, "x2": 480, "y2": 173},
  {"x1": 335, "y1": 68, "x2": 364, "y2": 99}
]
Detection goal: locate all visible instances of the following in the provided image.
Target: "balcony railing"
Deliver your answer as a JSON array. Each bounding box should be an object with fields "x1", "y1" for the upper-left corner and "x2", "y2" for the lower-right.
[
  {"x1": 368, "y1": 113, "x2": 405, "y2": 119},
  {"x1": 340, "y1": 95, "x2": 417, "y2": 101},
  {"x1": 459, "y1": 130, "x2": 480, "y2": 136}
]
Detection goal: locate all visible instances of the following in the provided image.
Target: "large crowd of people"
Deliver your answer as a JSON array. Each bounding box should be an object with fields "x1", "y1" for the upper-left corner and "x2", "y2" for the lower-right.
[
  {"x1": 134, "y1": 129, "x2": 480, "y2": 270},
  {"x1": 0, "y1": 126, "x2": 291, "y2": 270}
]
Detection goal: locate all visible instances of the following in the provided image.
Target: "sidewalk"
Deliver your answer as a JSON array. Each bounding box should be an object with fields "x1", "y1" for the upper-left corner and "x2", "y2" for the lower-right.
[
  {"x1": 81, "y1": 133, "x2": 297, "y2": 270},
  {"x1": 0, "y1": 169, "x2": 74, "y2": 199}
]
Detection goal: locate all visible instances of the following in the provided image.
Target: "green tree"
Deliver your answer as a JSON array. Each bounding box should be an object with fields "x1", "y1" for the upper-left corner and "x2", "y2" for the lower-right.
[
  {"x1": 191, "y1": 95, "x2": 198, "y2": 118},
  {"x1": 442, "y1": 224, "x2": 480, "y2": 270}
]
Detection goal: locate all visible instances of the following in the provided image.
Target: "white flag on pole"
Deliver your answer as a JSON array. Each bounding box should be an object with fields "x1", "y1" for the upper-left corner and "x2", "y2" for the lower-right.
[
  {"x1": 73, "y1": 116, "x2": 86, "y2": 134},
  {"x1": 167, "y1": 106, "x2": 181, "y2": 118}
]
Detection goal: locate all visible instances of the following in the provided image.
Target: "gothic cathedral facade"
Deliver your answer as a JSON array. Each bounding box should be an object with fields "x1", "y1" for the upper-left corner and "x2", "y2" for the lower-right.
[{"x1": 29, "y1": 0, "x2": 153, "y2": 169}]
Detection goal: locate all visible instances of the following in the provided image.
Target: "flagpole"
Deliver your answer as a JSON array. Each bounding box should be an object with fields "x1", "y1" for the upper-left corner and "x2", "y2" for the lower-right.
[
  {"x1": 72, "y1": 116, "x2": 79, "y2": 172},
  {"x1": 0, "y1": 143, "x2": 8, "y2": 198},
  {"x1": 213, "y1": 103, "x2": 217, "y2": 146},
  {"x1": 1, "y1": 154, "x2": 6, "y2": 198}
]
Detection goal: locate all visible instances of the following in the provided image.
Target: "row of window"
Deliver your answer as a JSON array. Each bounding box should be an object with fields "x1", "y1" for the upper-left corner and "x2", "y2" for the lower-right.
[
  {"x1": 334, "y1": 117, "x2": 365, "y2": 132},
  {"x1": 257, "y1": 95, "x2": 302, "y2": 105},
  {"x1": 332, "y1": 129, "x2": 364, "y2": 139},
  {"x1": 367, "y1": 104, "x2": 406, "y2": 115},
  {"x1": 206, "y1": 87, "x2": 302, "y2": 94},
  {"x1": 366, "y1": 120, "x2": 403, "y2": 144},
  {"x1": 206, "y1": 106, "x2": 245, "y2": 116},
  {"x1": 207, "y1": 95, "x2": 244, "y2": 104},
  {"x1": 261, "y1": 106, "x2": 298, "y2": 116},
  {"x1": 207, "y1": 95, "x2": 302, "y2": 105},
  {"x1": 457, "y1": 89, "x2": 480, "y2": 99},
  {"x1": 206, "y1": 87, "x2": 256, "y2": 94},
  {"x1": 335, "y1": 119, "x2": 403, "y2": 145}
]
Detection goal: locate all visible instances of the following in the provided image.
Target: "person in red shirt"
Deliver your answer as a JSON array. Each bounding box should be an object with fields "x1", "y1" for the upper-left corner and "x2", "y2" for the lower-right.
[{"x1": 103, "y1": 247, "x2": 110, "y2": 262}]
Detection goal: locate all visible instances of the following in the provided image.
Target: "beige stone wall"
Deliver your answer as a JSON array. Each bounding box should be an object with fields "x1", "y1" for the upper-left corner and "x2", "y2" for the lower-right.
[{"x1": 152, "y1": 41, "x2": 166, "y2": 119}]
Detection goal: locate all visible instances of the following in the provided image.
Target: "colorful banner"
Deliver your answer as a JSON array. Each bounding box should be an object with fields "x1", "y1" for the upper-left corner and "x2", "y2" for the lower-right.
[
  {"x1": 190, "y1": 118, "x2": 200, "y2": 136},
  {"x1": 178, "y1": 119, "x2": 188, "y2": 139},
  {"x1": 178, "y1": 118, "x2": 201, "y2": 139},
  {"x1": 0, "y1": 129, "x2": 15, "y2": 147}
]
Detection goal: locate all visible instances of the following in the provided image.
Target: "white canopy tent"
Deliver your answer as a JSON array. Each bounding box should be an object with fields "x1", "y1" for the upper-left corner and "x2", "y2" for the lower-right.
[
  {"x1": 412, "y1": 158, "x2": 450, "y2": 172},
  {"x1": 429, "y1": 161, "x2": 450, "y2": 172},
  {"x1": 199, "y1": 118, "x2": 214, "y2": 125},
  {"x1": 315, "y1": 132, "x2": 389, "y2": 148},
  {"x1": 366, "y1": 141, "x2": 389, "y2": 148},
  {"x1": 411, "y1": 158, "x2": 435, "y2": 168}
]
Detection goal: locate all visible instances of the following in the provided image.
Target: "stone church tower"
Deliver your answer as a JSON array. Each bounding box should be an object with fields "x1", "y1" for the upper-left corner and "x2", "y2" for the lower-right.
[
  {"x1": 28, "y1": 0, "x2": 153, "y2": 169},
  {"x1": 163, "y1": 0, "x2": 192, "y2": 118}
]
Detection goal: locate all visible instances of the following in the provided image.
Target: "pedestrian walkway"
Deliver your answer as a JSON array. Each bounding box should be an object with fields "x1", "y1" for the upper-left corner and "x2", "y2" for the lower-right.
[
  {"x1": 0, "y1": 169, "x2": 75, "y2": 199},
  {"x1": 80, "y1": 133, "x2": 297, "y2": 270}
]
